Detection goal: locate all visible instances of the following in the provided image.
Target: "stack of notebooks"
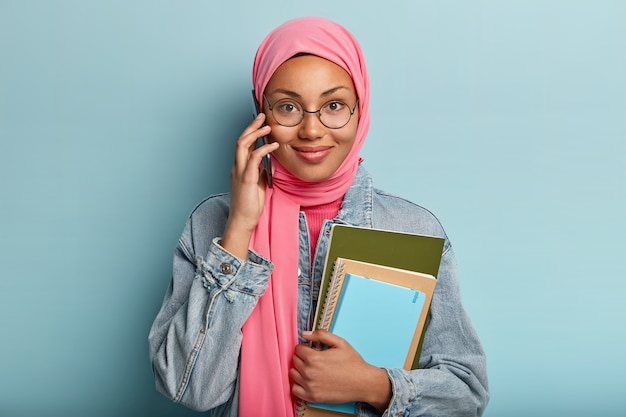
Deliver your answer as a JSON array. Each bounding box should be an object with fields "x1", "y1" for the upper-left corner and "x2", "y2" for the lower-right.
[{"x1": 297, "y1": 224, "x2": 445, "y2": 417}]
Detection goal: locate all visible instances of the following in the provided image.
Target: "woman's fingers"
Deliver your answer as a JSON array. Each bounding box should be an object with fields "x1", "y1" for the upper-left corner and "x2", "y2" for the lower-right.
[
  {"x1": 226, "y1": 114, "x2": 277, "y2": 232},
  {"x1": 233, "y1": 137, "x2": 277, "y2": 186},
  {"x1": 241, "y1": 112, "x2": 266, "y2": 137},
  {"x1": 233, "y1": 114, "x2": 274, "y2": 181},
  {"x1": 222, "y1": 116, "x2": 275, "y2": 258}
]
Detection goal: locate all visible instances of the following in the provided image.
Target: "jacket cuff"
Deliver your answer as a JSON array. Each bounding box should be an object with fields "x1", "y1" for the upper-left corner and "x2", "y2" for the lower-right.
[
  {"x1": 381, "y1": 367, "x2": 417, "y2": 416},
  {"x1": 195, "y1": 238, "x2": 273, "y2": 296}
]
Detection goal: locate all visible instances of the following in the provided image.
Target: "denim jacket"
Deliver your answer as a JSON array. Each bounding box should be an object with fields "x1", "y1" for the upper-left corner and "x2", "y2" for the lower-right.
[{"x1": 149, "y1": 165, "x2": 489, "y2": 416}]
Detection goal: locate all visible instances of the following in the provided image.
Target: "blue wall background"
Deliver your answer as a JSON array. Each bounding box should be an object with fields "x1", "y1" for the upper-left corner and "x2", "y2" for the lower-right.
[{"x1": 1, "y1": 1, "x2": 624, "y2": 416}]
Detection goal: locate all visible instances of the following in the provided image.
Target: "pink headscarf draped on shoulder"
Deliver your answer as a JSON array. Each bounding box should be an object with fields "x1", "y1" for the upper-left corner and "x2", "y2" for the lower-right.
[{"x1": 239, "y1": 17, "x2": 370, "y2": 416}]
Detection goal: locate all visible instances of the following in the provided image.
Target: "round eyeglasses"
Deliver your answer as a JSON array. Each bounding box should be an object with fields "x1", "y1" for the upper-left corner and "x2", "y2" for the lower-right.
[{"x1": 264, "y1": 95, "x2": 358, "y2": 129}]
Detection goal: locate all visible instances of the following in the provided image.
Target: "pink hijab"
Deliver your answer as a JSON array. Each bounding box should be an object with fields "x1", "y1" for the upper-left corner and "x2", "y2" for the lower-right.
[{"x1": 239, "y1": 17, "x2": 370, "y2": 416}]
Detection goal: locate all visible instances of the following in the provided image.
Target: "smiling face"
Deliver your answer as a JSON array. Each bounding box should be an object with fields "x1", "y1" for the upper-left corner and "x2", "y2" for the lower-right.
[{"x1": 263, "y1": 55, "x2": 359, "y2": 183}]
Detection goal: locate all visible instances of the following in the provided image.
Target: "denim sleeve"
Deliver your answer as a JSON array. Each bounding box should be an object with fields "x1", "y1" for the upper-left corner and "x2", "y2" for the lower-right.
[
  {"x1": 148, "y1": 224, "x2": 273, "y2": 412},
  {"x1": 357, "y1": 246, "x2": 489, "y2": 417}
]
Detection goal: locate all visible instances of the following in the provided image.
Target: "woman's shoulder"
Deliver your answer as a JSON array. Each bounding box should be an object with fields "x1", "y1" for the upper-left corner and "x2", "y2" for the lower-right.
[
  {"x1": 182, "y1": 192, "x2": 231, "y2": 235},
  {"x1": 188, "y1": 192, "x2": 231, "y2": 220},
  {"x1": 177, "y1": 193, "x2": 231, "y2": 255},
  {"x1": 371, "y1": 187, "x2": 448, "y2": 241}
]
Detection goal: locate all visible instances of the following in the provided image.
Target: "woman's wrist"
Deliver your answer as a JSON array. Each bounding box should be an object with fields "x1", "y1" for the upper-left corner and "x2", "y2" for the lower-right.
[
  {"x1": 221, "y1": 219, "x2": 254, "y2": 260},
  {"x1": 362, "y1": 366, "x2": 392, "y2": 412}
]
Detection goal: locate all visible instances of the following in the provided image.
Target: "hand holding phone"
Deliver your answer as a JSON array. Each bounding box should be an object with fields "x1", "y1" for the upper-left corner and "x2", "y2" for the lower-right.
[{"x1": 251, "y1": 89, "x2": 273, "y2": 188}]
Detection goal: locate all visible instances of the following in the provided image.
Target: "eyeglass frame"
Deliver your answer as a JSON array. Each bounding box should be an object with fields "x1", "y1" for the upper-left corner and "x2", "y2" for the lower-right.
[{"x1": 263, "y1": 95, "x2": 359, "y2": 129}]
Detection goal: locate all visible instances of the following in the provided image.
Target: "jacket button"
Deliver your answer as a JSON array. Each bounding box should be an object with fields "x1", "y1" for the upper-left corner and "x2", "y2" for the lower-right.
[{"x1": 220, "y1": 263, "x2": 234, "y2": 274}]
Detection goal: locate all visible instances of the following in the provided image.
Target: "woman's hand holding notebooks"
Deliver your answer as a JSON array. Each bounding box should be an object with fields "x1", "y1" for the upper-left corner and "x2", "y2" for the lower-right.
[
  {"x1": 301, "y1": 258, "x2": 437, "y2": 416},
  {"x1": 297, "y1": 225, "x2": 444, "y2": 416}
]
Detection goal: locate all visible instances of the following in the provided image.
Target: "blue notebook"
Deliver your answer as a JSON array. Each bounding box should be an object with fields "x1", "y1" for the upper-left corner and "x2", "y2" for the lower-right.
[
  {"x1": 332, "y1": 272, "x2": 426, "y2": 366},
  {"x1": 308, "y1": 258, "x2": 436, "y2": 415}
]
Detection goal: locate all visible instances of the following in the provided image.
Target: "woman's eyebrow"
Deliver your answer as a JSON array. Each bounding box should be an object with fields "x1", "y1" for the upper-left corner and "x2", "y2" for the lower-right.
[
  {"x1": 269, "y1": 88, "x2": 301, "y2": 98},
  {"x1": 320, "y1": 86, "x2": 349, "y2": 97},
  {"x1": 268, "y1": 86, "x2": 351, "y2": 99}
]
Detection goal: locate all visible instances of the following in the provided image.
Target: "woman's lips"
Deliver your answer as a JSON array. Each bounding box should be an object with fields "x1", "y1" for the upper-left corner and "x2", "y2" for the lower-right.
[{"x1": 292, "y1": 146, "x2": 333, "y2": 163}]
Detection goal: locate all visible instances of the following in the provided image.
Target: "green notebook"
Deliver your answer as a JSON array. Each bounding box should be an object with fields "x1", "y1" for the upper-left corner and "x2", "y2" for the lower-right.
[
  {"x1": 300, "y1": 226, "x2": 445, "y2": 417},
  {"x1": 312, "y1": 224, "x2": 445, "y2": 369}
]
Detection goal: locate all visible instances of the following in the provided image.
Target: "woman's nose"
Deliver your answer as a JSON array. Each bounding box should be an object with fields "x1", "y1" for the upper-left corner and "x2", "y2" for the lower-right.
[{"x1": 298, "y1": 111, "x2": 324, "y2": 141}]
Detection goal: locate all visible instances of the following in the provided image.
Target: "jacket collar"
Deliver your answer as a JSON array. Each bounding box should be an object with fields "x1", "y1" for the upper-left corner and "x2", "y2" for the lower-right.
[{"x1": 335, "y1": 164, "x2": 373, "y2": 228}]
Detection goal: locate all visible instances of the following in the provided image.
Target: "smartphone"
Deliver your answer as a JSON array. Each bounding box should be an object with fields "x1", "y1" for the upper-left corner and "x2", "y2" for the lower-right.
[{"x1": 251, "y1": 89, "x2": 273, "y2": 188}]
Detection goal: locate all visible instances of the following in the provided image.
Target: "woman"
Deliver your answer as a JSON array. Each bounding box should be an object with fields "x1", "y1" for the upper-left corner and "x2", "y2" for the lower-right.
[{"x1": 149, "y1": 16, "x2": 489, "y2": 417}]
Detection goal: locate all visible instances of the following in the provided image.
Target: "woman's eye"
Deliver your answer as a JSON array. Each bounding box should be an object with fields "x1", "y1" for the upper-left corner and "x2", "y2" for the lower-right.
[
  {"x1": 324, "y1": 101, "x2": 346, "y2": 112},
  {"x1": 277, "y1": 102, "x2": 300, "y2": 113}
]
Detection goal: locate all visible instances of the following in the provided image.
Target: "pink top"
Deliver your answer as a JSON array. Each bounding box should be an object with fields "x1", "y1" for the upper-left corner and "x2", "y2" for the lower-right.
[{"x1": 303, "y1": 197, "x2": 343, "y2": 258}]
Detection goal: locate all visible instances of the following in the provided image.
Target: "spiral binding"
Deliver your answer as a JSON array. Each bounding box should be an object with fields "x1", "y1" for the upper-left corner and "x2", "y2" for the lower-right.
[
  {"x1": 318, "y1": 260, "x2": 347, "y2": 331},
  {"x1": 296, "y1": 259, "x2": 348, "y2": 417},
  {"x1": 295, "y1": 398, "x2": 307, "y2": 417}
]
